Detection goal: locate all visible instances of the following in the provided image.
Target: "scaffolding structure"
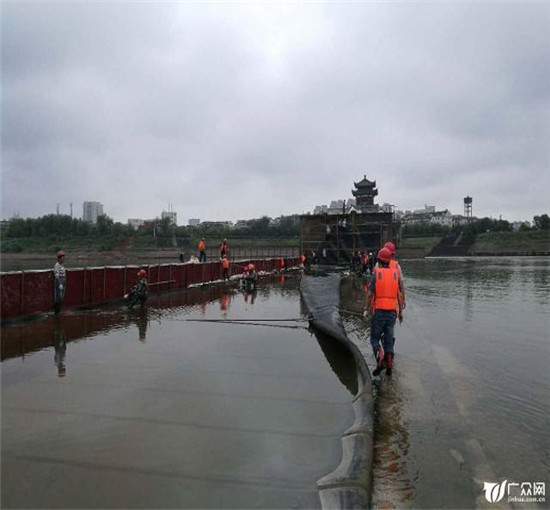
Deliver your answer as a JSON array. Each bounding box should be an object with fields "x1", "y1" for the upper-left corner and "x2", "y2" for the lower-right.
[{"x1": 300, "y1": 211, "x2": 399, "y2": 265}]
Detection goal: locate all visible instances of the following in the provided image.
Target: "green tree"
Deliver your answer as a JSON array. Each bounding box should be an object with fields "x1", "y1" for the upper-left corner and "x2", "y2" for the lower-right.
[
  {"x1": 533, "y1": 214, "x2": 550, "y2": 230},
  {"x1": 96, "y1": 215, "x2": 114, "y2": 235}
]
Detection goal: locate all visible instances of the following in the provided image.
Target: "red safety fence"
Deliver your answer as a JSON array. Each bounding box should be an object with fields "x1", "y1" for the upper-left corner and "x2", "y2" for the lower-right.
[{"x1": 1, "y1": 258, "x2": 299, "y2": 320}]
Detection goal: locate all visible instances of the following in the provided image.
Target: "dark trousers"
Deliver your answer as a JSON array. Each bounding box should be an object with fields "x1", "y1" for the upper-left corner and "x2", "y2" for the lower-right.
[{"x1": 370, "y1": 309, "x2": 397, "y2": 357}]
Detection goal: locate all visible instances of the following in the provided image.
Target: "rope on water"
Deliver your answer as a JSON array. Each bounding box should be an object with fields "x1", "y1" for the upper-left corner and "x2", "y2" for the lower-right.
[{"x1": 185, "y1": 318, "x2": 307, "y2": 323}]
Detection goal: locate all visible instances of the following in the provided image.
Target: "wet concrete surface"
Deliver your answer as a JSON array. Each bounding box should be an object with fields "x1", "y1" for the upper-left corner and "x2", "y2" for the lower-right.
[{"x1": 1, "y1": 276, "x2": 357, "y2": 509}]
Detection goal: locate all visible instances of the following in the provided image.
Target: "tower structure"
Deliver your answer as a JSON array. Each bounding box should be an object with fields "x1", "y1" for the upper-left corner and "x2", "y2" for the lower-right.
[
  {"x1": 351, "y1": 175, "x2": 378, "y2": 212},
  {"x1": 464, "y1": 196, "x2": 473, "y2": 221}
]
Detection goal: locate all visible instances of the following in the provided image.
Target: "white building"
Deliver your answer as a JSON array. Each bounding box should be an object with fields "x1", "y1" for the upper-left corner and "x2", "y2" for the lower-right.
[
  {"x1": 413, "y1": 204, "x2": 436, "y2": 215},
  {"x1": 188, "y1": 218, "x2": 201, "y2": 227},
  {"x1": 83, "y1": 201, "x2": 104, "y2": 223},
  {"x1": 128, "y1": 219, "x2": 145, "y2": 230},
  {"x1": 402, "y1": 209, "x2": 453, "y2": 226},
  {"x1": 161, "y1": 210, "x2": 177, "y2": 225}
]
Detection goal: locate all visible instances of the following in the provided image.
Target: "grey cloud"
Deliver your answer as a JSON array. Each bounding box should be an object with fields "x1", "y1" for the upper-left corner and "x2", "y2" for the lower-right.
[{"x1": 2, "y1": 2, "x2": 549, "y2": 223}]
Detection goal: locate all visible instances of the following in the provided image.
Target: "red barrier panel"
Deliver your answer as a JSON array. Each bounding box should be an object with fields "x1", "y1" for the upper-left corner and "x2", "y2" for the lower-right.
[
  {"x1": 1, "y1": 257, "x2": 302, "y2": 320},
  {"x1": 1, "y1": 273, "x2": 23, "y2": 318},
  {"x1": 105, "y1": 267, "x2": 126, "y2": 302},
  {"x1": 21, "y1": 272, "x2": 53, "y2": 316},
  {"x1": 90, "y1": 268, "x2": 106, "y2": 306}
]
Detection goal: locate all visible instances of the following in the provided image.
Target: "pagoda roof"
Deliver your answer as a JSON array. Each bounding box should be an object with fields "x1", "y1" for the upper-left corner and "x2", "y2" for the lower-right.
[
  {"x1": 353, "y1": 175, "x2": 377, "y2": 188},
  {"x1": 352, "y1": 188, "x2": 378, "y2": 197}
]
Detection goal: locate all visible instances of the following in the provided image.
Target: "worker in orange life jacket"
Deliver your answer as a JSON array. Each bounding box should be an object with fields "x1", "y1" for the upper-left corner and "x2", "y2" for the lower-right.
[
  {"x1": 384, "y1": 241, "x2": 406, "y2": 309},
  {"x1": 221, "y1": 255, "x2": 230, "y2": 280},
  {"x1": 364, "y1": 247, "x2": 404, "y2": 376},
  {"x1": 220, "y1": 239, "x2": 228, "y2": 260},
  {"x1": 197, "y1": 238, "x2": 207, "y2": 262}
]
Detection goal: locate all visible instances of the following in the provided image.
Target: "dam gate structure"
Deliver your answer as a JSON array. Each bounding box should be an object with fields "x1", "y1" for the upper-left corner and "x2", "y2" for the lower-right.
[{"x1": 300, "y1": 211, "x2": 399, "y2": 265}]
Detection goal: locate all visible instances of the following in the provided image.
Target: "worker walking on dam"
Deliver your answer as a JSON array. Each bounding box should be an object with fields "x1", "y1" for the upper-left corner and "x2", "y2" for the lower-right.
[
  {"x1": 219, "y1": 239, "x2": 228, "y2": 260},
  {"x1": 221, "y1": 255, "x2": 230, "y2": 280},
  {"x1": 197, "y1": 238, "x2": 207, "y2": 262},
  {"x1": 364, "y1": 247, "x2": 404, "y2": 376},
  {"x1": 384, "y1": 241, "x2": 406, "y2": 310},
  {"x1": 53, "y1": 250, "x2": 67, "y2": 314}
]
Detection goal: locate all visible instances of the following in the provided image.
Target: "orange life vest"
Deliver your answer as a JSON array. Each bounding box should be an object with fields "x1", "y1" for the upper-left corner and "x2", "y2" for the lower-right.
[
  {"x1": 373, "y1": 267, "x2": 399, "y2": 311},
  {"x1": 198, "y1": 240, "x2": 205, "y2": 251},
  {"x1": 300, "y1": 254, "x2": 306, "y2": 263},
  {"x1": 221, "y1": 258, "x2": 230, "y2": 269}
]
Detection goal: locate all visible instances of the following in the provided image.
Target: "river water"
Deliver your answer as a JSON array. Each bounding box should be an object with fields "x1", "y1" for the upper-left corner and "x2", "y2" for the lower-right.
[
  {"x1": 2, "y1": 258, "x2": 549, "y2": 509},
  {"x1": 340, "y1": 256, "x2": 549, "y2": 509}
]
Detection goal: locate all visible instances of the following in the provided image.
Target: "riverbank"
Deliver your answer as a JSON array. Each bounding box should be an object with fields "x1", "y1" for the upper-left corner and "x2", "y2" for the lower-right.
[
  {"x1": 399, "y1": 230, "x2": 549, "y2": 258},
  {"x1": 0, "y1": 244, "x2": 300, "y2": 272}
]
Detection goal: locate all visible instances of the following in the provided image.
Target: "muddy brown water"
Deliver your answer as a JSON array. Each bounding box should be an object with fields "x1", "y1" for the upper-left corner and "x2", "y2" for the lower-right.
[
  {"x1": 1, "y1": 275, "x2": 356, "y2": 509},
  {"x1": 2, "y1": 257, "x2": 549, "y2": 509},
  {"x1": 340, "y1": 256, "x2": 549, "y2": 509}
]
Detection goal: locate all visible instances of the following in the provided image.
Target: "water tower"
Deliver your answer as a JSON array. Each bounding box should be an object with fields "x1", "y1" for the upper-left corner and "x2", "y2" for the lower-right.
[{"x1": 464, "y1": 196, "x2": 473, "y2": 220}]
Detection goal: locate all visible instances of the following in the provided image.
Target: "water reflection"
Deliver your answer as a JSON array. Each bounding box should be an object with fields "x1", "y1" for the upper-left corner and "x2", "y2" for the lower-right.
[
  {"x1": 243, "y1": 289, "x2": 257, "y2": 305},
  {"x1": 124, "y1": 307, "x2": 149, "y2": 342},
  {"x1": 309, "y1": 325, "x2": 358, "y2": 396},
  {"x1": 53, "y1": 317, "x2": 67, "y2": 377}
]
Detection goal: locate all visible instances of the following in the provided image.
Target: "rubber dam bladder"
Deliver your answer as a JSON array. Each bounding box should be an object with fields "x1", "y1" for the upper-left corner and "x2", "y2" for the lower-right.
[{"x1": 300, "y1": 273, "x2": 374, "y2": 509}]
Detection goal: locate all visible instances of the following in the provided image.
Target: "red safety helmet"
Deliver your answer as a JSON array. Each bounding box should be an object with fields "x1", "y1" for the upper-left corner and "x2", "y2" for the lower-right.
[
  {"x1": 57, "y1": 250, "x2": 66, "y2": 258},
  {"x1": 137, "y1": 269, "x2": 147, "y2": 277},
  {"x1": 384, "y1": 242, "x2": 396, "y2": 254},
  {"x1": 377, "y1": 247, "x2": 392, "y2": 262}
]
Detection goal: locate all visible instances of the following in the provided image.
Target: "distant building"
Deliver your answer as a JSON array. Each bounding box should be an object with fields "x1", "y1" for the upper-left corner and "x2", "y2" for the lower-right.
[
  {"x1": 413, "y1": 205, "x2": 436, "y2": 215},
  {"x1": 235, "y1": 220, "x2": 249, "y2": 229},
  {"x1": 351, "y1": 175, "x2": 379, "y2": 212},
  {"x1": 128, "y1": 219, "x2": 145, "y2": 230},
  {"x1": 328, "y1": 200, "x2": 346, "y2": 215},
  {"x1": 200, "y1": 221, "x2": 234, "y2": 229},
  {"x1": 161, "y1": 210, "x2": 177, "y2": 226},
  {"x1": 311, "y1": 177, "x2": 378, "y2": 215},
  {"x1": 452, "y1": 214, "x2": 478, "y2": 226},
  {"x1": 83, "y1": 201, "x2": 104, "y2": 223},
  {"x1": 402, "y1": 209, "x2": 453, "y2": 226},
  {"x1": 188, "y1": 218, "x2": 201, "y2": 227}
]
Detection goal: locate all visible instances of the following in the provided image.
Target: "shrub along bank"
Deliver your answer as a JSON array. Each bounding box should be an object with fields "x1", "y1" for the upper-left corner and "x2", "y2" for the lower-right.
[{"x1": 468, "y1": 230, "x2": 550, "y2": 255}]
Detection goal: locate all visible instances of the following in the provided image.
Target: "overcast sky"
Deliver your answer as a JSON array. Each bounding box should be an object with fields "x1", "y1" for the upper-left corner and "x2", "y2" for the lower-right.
[{"x1": 2, "y1": 1, "x2": 549, "y2": 224}]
